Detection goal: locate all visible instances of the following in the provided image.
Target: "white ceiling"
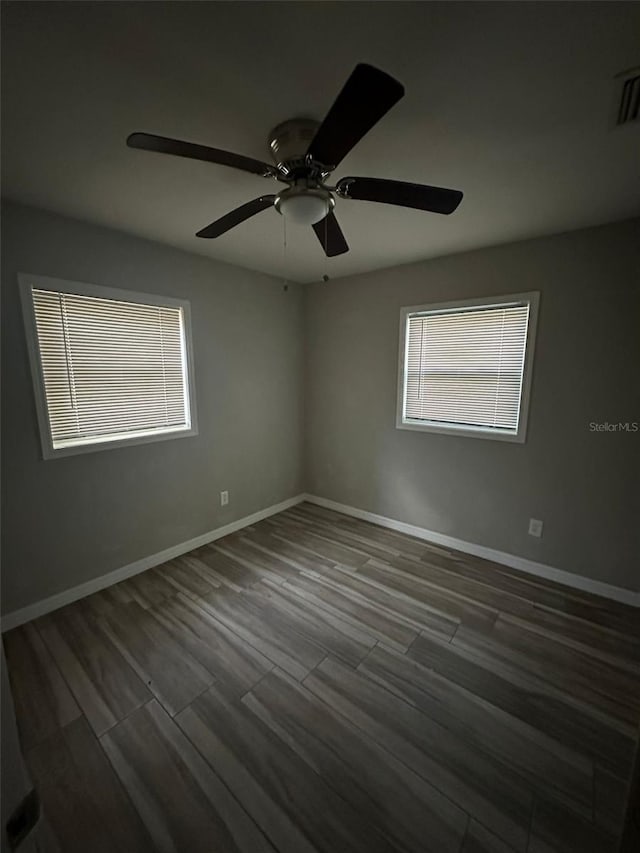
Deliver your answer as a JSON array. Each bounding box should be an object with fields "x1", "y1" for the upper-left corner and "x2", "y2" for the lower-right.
[{"x1": 2, "y1": 2, "x2": 639, "y2": 283}]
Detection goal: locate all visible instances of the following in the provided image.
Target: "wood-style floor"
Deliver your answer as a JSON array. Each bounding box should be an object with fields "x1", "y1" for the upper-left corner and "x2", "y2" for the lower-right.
[{"x1": 4, "y1": 502, "x2": 639, "y2": 853}]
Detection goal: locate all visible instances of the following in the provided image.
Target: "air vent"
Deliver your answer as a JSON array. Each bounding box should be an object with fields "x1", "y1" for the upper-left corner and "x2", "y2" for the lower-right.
[{"x1": 615, "y1": 68, "x2": 640, "y2": 126}]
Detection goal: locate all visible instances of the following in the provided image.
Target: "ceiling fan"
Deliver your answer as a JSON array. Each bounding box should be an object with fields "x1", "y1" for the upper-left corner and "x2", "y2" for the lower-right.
[{"x1": 127, "y1": 64, "x2": 463, "y2": 257}]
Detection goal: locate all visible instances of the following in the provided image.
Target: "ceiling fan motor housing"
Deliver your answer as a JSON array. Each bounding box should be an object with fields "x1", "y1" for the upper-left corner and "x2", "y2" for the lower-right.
[{"x1": 268, "y1": 118, "x2": 320, "y2": 167}]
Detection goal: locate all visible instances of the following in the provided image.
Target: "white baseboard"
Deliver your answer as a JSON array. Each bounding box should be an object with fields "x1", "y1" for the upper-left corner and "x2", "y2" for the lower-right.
[
  {"x1": 3, "y1": 489, "x2": 636, "y2": 631},
  {"x1": 1, "y1": 494, "x2": 306, "y2": 632},
  {"x1": 302, "y1": 494, "x2": 639, "y2": 608}
]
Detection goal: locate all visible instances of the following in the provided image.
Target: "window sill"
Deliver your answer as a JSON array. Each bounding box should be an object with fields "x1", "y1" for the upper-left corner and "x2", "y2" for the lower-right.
[
  {"x1": 396, "y1": 418, "x2": 526, "y2": 443},
  {"x1": 41, "y1": 425, "x2": 198, "y2": 460}
]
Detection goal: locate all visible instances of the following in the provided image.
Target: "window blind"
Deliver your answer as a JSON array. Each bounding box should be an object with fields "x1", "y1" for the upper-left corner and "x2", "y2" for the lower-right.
[
  {"x1": 404, "y1": 303, "x2": 530, "y2": 432},
  {"x1": 31, "y1": 288, "x2": 191, "y2": 448}
]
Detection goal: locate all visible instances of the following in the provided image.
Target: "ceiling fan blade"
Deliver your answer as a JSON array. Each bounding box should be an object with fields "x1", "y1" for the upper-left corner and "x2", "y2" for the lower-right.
[
  {"x1": 312, "y1": 211, "x2": 349, "y2": 257},
  {"x1": 196, "y1": 196, "x2": 276, "y2": 238},
  {"x1": 337, "y1": 176, "x2": 463, "y2": 214},
  {"x1": 127, "y1": 132, "x2": 278, "y2": 178},
  {"x1": 307, "y1": 64, "x2": 404, "y2": 169}
]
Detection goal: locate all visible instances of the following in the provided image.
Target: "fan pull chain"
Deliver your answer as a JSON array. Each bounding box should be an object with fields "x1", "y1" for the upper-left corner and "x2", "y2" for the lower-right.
[
  {"x1": 325, "y1": 212, "x2": 330, "y2": 281},
  {"x1": 282, "y1": 209, "x2": 289, "y2": 292}
]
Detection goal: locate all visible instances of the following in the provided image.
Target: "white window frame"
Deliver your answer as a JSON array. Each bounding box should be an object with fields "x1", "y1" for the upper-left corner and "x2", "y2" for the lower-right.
[
  {"x1": 396, "y1": 292, "x2": 539, "y2": 443},
  {"x1": 19, "y1": 273, "x2": 198, "y2": 459}
]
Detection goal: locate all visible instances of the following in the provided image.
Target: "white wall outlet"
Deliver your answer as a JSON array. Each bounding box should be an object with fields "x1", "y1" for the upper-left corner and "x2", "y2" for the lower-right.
[
  {"x1": 528, "y1": 518, "x2": 543, "y2": 538},
  {"x1": 220, "y1": 490, "x2": 229, "y2": 507}
]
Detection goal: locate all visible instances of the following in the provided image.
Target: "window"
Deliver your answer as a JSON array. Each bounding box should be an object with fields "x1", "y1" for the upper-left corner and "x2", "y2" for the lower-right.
[
  {"x1": 397, "y1": 293, "x2": 539, "y2": 442},
  {"x1": 20, "y1": 274, "x2": 197, "y2": 458}
]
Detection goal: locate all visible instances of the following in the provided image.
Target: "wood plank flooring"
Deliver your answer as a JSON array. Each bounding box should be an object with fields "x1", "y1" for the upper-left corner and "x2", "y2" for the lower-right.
[{"x1": 4, "y1": 502, "x2": 639, "y2": 853}]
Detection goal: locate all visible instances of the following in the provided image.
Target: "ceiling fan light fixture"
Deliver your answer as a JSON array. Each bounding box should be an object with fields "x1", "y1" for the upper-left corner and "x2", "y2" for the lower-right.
[{"x1": 275, "y1": 186, "x2": 334, "y2": 225}]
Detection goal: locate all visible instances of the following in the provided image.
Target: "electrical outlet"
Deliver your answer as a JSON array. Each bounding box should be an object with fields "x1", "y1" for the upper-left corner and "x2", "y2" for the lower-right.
[
  {"x1": 220, "y1": 490, "x2": 229, "y2": 507},
  {"x1": 528, "y1": 518, "x2": 543, "y2": 538}
]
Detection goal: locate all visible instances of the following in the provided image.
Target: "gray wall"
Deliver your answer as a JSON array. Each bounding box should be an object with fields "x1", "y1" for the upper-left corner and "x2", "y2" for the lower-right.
[
  {"x1": 1, "y1": 201, "x2": 304, "y2": 615},
  {"x1": 305, "y1": 219, "x2": 639, "y2": 592},
  {"x1": 2, "y1": 203, "x2": 638, "y2": 615}
]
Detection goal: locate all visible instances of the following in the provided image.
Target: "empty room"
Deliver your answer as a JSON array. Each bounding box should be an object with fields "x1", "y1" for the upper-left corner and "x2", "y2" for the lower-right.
[{"x1": 1, "y1": 2, "x2": 638, "y2": 852}]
